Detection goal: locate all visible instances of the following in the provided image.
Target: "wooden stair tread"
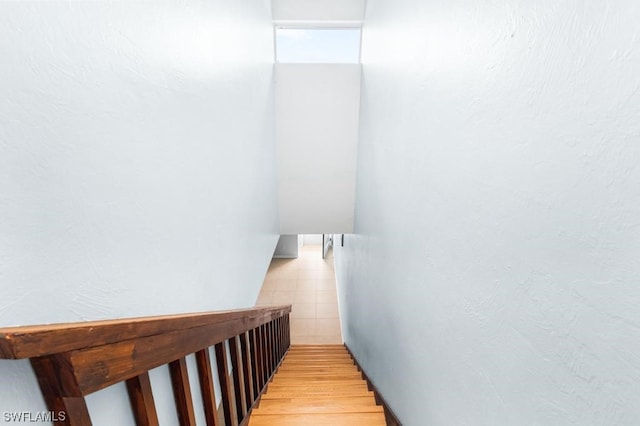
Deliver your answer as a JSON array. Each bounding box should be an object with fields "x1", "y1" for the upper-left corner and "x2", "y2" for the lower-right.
[
  {"x1": 273, "y1": 372, "x2": 362, "y2": 378},
  {"x1": 265, "y1": 384, "x2": 371, "y2": 393},
  {"x1": 278, "y1": 365, "x2": 359, "y2": 375},
  {"x1": 248, "y1": 345, "x2": 385, "y2": 425},
  {"x1": 285, "y1": 352, "x2": 350, "y2": 356},
  {"x1": 253, "y1": 406, "x2": 384, "y2": 415},
  {"x1": 267, "y1": 381, "x2": 368, "y2": 388},
  {"x1": 278, "y1": 364, "x2": 357, "y2": 370},
  {"x1": 262, "y1": 390, "x2": 374, "y2": 399},
  {"x1": 256, "y1": 396, "x2": 379, "y2": 410},
  {"x1": 268, "y1": 383, "x2": 369, "y2": 391},
  {"x1": 248, "y1": 413, "x2": 386, "y2": 425}
]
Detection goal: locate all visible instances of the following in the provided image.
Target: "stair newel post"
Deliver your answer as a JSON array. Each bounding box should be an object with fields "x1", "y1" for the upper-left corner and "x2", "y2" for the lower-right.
[{"x1": 30, "y1": 354, "x2": 92, "y2": 426}]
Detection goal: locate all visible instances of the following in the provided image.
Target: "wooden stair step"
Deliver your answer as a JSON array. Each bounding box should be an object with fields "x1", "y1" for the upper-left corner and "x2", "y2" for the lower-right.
[
  {"x1": 280, "y1": 360, "x2": 355, "y2": 365},
  {"x1": 276, "y1": 367, "x2": 360, "y2": 374},
  {"x1": 261, "y1": 390, "x2": 375, "y2": 399},
  {"x1": 284, "y1": 358, "x2": 351, "y2": 362},
  {"x1": 282, "y1": 358, "x2": 353, "y2": 362},
  {"x1": 290, "y1": 344, "x2": 346, "y2": 346},
  {"x1": 274, "y1": 371, "x2": 362, "y2": 377},
  {"x1": 253, "y1": 405, "x2": 384, "y2": 415},
  {"x1": 255, "y1": 396, "x2": 379, "y2": 413},
  {"x1": 248, "y1": 413, "x2": 386, "y2": 425},
  {"x1": 269, "y1": 377, "x2": 366, "y2": 387},
  {"x1": 285, "y1": 354, "x2": 350, "y2": 357},
  {"x1": 274, "y1": 374, "x2": 362, "y2": 380},
  {"x1": 269, "y1": 378, "x2": 368, "y2": 390},
  {"x1": 288, "y1": 348, "x2": 348, "y2": 351},
  {"x1": 288, "y1": 347, "x2": 347, "y2": 350},
  {"x1": 268, "y1": 381, "x2": 367, "y2": 388},
  {"x1": 248, "y1": 345, "x2": 383, "y2": 425}
]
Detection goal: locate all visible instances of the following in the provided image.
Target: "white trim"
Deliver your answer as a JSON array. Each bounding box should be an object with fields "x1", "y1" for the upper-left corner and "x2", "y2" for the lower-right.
[{"x1": 273, "y1": 24, "x2": 278, "y2": 63}]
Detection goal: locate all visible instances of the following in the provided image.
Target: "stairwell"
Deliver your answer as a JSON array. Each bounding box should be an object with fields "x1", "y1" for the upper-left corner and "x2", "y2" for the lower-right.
[{"x1": 249, "y1": 345, "x2": 386, "y2": 425}]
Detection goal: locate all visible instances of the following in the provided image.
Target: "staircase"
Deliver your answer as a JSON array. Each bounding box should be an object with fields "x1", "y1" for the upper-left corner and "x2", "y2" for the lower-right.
[{"x1": 249, "y1": 345, "x2": 387, "y2": 425}]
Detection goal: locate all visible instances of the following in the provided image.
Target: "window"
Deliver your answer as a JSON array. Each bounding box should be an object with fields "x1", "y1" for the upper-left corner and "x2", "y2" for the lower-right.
[{"x1": 275, "y1": 27, "x2": 361, "y2": 64}]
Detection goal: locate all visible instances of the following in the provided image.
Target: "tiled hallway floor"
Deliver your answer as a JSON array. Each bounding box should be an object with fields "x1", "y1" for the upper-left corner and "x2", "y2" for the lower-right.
[{"x1": 255, "y1": 245, "x2": 342, "y2": 344}]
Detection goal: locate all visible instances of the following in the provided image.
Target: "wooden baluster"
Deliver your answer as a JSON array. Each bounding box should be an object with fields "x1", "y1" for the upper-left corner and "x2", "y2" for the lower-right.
[
  {"x1": 277, "y1": 317, "x2": 283, "y2": 360},
  {"x1": 283, "y1": 315, "x2": 287, "y2": 351},
  {"x1": 280, "y1": 317, "x2": 286, "y2": 359},
  {"x1": 260, "y1": 325, "x2": 268, "y2": 383},
  {"x1": 247, "y1": 329, "x2": 258, "y2": 398},
  {"x1": 274, "y1": 320, "x2": 279, "y2": 368},
  {"x1": 274, "y1": 318, "x2": 280, "y2": 362},
  {"x1": 229, "y1": 335, "x2": 247, "y2": 421},
  {"x1": 251, "y1": 328, "x2": 263, "y2": 392},
  {"x1": 268, "y1": 322, "x2": 275, "y2": 374},
  {"x1": 126, "y1": 372, "x2": 159, "y2": 426},
  {"x1": 195, "y1": 349, "x2": 219, "y2": 426},
  {"x1": 215, "y1": 341, "x2": 238, "y2": 426},
  {"x1": 286, "y1": 314, "x2": 290, "y2": 350},
  {"x1": 280, "y1": 317, "x2": 285, "y2": 358},
  {"x1": 266, "y1": 322, "x2": 273, "y2": 376},
  {"x1": 279, "y1": 317, "x2": 284, "y2": 359},
  {"x1": 168, "y1": 357, "x2": 196, "y2": 426},
  {"x1": 270, "y1": 320, "x2": 276, "y2": 371},
  {"x1": 240, "y1": 332, "x2": 255, "y2": 407},
  {"x1": 274, "y1": 318, "x2": 279, "y2": 364},
  {"x1": 30, "y1": 354, "x2": 92, "y2": 426},
  {"x1": 284, "y1": 315, "x2": 288, "y2": 354}
]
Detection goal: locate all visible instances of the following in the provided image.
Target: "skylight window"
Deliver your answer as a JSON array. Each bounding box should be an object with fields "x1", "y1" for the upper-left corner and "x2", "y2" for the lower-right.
[{"x1": 275, "y1": 27, "x2": 361, "y2": 64}]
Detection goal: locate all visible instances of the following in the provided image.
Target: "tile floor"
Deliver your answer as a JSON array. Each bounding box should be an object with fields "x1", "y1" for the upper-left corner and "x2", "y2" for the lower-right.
[{"x1": 255, "y1": 244, "x2": 342, "y2": 344}]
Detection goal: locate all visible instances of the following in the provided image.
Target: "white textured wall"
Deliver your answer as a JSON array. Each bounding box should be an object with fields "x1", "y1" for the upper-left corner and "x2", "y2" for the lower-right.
[
  {"x1": 276, "y1": 64, "x2": 361, "y2": 234},
  {"x1": 336, "y1": 1, "x2": 640, "y2": 425},
  {"x1": 0, "y1": 1, "x2": 276, "y2": 423}
]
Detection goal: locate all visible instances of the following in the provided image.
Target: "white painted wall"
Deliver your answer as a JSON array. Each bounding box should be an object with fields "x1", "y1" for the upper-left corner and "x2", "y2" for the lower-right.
[
  {"x1": 302, "y1": 234, "x2": 323, "y2": 246},
  {"x1": 276, "y1": 64, "x2": 361, "y2": 234},
  {"x1": 336, "y1": 1, "x2": 640, "y2": 424},
  {"x1": 0, "y1": 1, "x2": 276, "y2": 423},
  {"x1": 273, "y1": 235, "x2": 299, "y2": 258},
  {"x1": 272, "y1": 0, "x2": 365, "y2": 22}
]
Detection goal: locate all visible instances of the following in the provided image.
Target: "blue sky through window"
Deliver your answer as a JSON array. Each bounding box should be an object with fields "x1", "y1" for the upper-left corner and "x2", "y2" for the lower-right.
[{"x1": 275, "y1": 28, "x2": 361, "y2": 63}]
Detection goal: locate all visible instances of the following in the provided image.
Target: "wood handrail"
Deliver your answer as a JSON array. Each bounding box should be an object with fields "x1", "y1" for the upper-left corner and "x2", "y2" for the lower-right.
[
  {"x1": 0, "y1": 305, "x2": 292, "y2": 426},
  {"x1": 0, "y1": 306, "x2": 290, "y2": 359}
]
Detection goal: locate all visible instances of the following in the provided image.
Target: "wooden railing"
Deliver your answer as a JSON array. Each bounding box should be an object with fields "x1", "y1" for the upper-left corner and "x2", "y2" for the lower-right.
[{"x1": 0, "y1": 305, "x2": 291, "y2": 426}]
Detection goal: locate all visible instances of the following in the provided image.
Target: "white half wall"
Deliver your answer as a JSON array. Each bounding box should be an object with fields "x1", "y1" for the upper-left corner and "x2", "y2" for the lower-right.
[
  {"x1": 0, "y1": 1, "x2": 277, "y2": 423},
  {"x1": 273, "y1": 235, "x2": 299, "y2": 258},
  {"x1": 276, "y1": 64, "x2": 361, "y2": 234},
  {"x1": 336, "y1": 0, "x2": 640, "y2": 425}
]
